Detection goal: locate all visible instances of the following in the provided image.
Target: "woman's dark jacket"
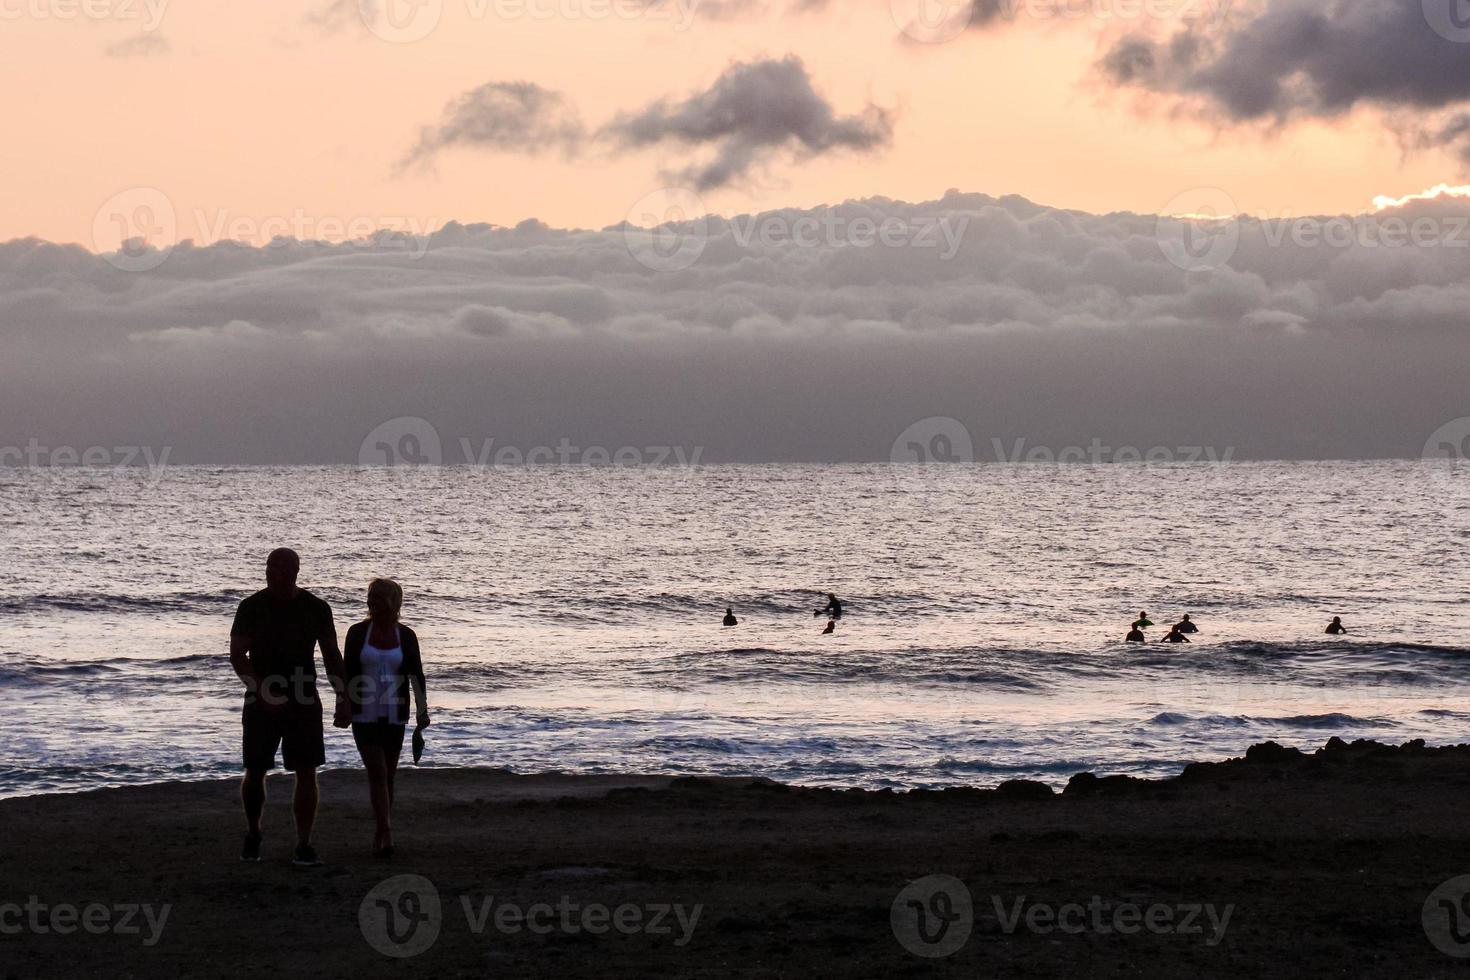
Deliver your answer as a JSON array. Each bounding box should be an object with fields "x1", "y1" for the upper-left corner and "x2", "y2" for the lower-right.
[{"x1": 344, "y1": 621, "x2": 426, "y2": 726}]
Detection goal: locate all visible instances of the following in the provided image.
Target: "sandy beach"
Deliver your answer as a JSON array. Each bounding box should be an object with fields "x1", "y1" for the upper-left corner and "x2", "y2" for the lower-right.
[{"x1": 4, "y1": 738, "x2": 1470, "y2": 978}]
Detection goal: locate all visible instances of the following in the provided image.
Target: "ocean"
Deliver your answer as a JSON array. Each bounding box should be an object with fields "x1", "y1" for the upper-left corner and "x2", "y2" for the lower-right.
[{"x1": 2, "y1": 460, "x2": 1467, "y2": 798}]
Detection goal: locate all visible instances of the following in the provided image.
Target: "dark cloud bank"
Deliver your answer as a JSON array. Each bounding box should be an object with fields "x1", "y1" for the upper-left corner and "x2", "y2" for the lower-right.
[
  {"x1": 1097, "y1": 0, "x2": 1470, "y2": 163},
  {"x1": 3, "y1": 190, "x2": 1469, "y2": 463}
]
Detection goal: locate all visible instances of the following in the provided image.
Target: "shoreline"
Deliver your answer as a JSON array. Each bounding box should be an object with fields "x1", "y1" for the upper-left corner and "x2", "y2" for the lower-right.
[
  {"x1": 6, "y1": 738, "x2": 1470, "y2": 977},
  {"x1": 3, "y1": 727, "x2": 1468, "y2": 803},
  {"x1": 1, "y1": 729, "x2": 1452, "y2": 802}
]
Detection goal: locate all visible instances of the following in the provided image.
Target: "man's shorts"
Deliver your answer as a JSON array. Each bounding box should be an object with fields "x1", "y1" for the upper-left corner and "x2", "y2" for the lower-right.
[{"x1": 242, "y1": 703, "x2": 326, "y2": 772}]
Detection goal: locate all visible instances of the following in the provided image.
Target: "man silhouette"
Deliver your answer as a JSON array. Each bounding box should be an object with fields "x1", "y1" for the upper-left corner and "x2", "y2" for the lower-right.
[{"x1": 229, "y1": 548, "x2": 348, "y2": 866}]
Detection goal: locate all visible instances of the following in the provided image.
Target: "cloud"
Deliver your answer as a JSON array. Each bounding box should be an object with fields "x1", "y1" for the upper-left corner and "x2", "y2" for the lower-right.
[
  {"x1": 5, "y1": 189, "x2": 1470, "y2": 461},
  {"x1": 400, "y1": 82, "x2": 586, "y2": 170},
  {"x1": 602, "y1": 56, "x2": 892, "y2": 190},
  {"x1": 104, "y1": 33, "x2": 171, "y2": 58},
  {"x1": 132, "y1": 319, "x2": 275, "y2": 348},
  {"x1": 1405, "y1": 112, "x2": 1470, "y2": 167},
  {"x1": 1098, "y1": 0, "x2": 1470, "y2": 163},
  {"x1": 405, "y1": 58, "x2": 890, "y2": 189},
  {"x1": 304, "y1": 0, "x2": 378, "y2": 34}
]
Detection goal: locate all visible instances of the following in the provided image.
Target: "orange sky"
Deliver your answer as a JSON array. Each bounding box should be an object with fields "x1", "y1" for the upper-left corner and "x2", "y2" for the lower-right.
[{"x1": 2, "y1": 0, "x2": 1460, "y2": 251}]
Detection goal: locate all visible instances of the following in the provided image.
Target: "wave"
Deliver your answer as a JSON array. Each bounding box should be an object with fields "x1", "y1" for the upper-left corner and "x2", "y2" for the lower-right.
[
  {"x1": 6, "y1": 636, "x2": 1470, "y2": 697},
  {"x1": 1118, "y1": 640, "x2": 1470, "y2": 686},
  {"x1": 1419, "y1": 708, "x2": 1470, "y2": 720},
  {"x1": 0, "y1": 590, "x2": 245, "y2": 617},
  {"x1": 0, "y1": 652, "x2": 239, "y2": 686},
  {"x1": 643, "y1": 645, "x2": 1056, "y2": 690},
  {"x1": 1146, "y1": 711, "x2": 1398, "y2": 730}
]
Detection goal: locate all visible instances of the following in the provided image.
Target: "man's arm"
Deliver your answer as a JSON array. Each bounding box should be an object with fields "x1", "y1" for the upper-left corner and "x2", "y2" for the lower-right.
[
  {"x1": 318, "y1": 609, "x2": 351, "y2": 728},
  {"x1": 318, "y1": 620, "x2": 345, "y2": 697},
  {"x1": 229, "y1": 633, "x2": 257, "y2": 694}
]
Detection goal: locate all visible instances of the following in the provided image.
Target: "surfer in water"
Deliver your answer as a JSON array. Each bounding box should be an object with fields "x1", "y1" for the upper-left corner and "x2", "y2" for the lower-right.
[
  {"x1": 1125, "y1": 626, "x2": 1146, "y2": 642},
  {"x1": 822, "y1": 619, "x2": 836, "y2": 635},
  {"x1": 1162, "y1": 625, "x2": 1191, "y2": 644},
  {"x1": 1325, "y1": 616, "x2": 1347, "y2": 635},
  {"x1": 1174, "y1": 614, "x2": 1198, "y2": 634},
  {"x1": 818, "y1": 593, "x2": 843, "y2": 619},
  {"x1": 722, "y1": 607, "x2": 738, "y2": 626},
  {"x1": 1132, "y1": 611, "x2": 1153, "y2": 630}
]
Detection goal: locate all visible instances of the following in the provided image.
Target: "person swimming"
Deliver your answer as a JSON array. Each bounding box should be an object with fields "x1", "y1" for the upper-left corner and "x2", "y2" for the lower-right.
[
  {"x1": 722, "y1": 607, "x2": 738, "y2": 626},
  {"x1": 1132, "y1": 611, "x2": 1153, "y2": 630},
  {"x1": 1174, "y1": 614, "x2": 1198, "y2": 634},
  {"x1": 1162, "y1": 625, "x2": 1191, "y2": 643},
  {"x1": 1126, "y1": 627, "x2": 1146, "y2": 642},
  {"x1": 822, "y1": 619, "x2": 836, "y2": 635},
  {"x1": 817, "y1": 593, "x2": 843, "y2": 619},
  {"x1": 1325, "y1": 616, "x2": 1347, "y2": 635}
]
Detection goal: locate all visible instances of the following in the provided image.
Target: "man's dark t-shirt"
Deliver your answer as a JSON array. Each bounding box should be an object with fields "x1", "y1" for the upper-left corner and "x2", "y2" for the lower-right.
[{"x1": 231, "y1": 589, "x2": 334, "y2": 712}]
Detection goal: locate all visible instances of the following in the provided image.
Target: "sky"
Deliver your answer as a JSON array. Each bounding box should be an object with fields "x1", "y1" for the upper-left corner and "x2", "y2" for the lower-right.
[{"x1": 2, "y1": 0, "x2": 1470, "y2": 461}]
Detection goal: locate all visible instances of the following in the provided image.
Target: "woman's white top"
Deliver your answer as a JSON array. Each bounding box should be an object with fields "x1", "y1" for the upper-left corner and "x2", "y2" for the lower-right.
[{"x1": 355, "y1": 626, "x2": 404, "y2": 724}]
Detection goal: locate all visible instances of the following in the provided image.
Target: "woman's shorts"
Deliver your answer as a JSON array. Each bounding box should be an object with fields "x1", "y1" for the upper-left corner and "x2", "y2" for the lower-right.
[{"x1": 352, "y1": 721, "x2": 407, "y2": 756}]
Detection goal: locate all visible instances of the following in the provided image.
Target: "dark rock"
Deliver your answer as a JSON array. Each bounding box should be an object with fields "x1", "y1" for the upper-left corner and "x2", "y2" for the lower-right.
[
  {"x1": 1064, "y1": 772, "x2": 1147, "y2": 797},
  {"x1": 1065, "y1": 772, "x2": 1099, "y2": 795},
  {"x1": 1245, "y1": 741, "x2": 1303, "y2": 765},
  {"x1": 996, "y1": 779, "x2": 1055, "y2": 800}
]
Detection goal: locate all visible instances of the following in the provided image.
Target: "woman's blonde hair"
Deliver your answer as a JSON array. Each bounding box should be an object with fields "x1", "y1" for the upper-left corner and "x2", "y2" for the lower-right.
[{"x1": 368, "y1": 577, "x2": 403, "y2": 623}]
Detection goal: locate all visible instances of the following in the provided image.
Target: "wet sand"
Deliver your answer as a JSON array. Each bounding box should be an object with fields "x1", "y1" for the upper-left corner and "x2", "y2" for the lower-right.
[{"x1": 4, "y1": 739, "x2": 1470, "y2": 978}]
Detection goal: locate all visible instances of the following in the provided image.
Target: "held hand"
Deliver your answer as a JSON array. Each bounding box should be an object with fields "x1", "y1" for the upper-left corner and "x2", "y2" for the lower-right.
[
  {"x1": 333, "y1": 697, "x2": 353, "y2": 729},
  {"x1": 416, "y1": 712, "x2": 431, "y2": 730}
]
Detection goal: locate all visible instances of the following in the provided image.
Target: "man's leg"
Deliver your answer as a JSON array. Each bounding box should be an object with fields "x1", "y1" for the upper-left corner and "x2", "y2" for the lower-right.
[
  {"x1": 241, "y1": 706, "x2": 280, "y2": 847},
  {"x1": 292, "y1": 767, "x2": 318, "y2": 846},
  {"x1": 281, "y1": 702, "x2": 326, "y2": 863},
  {"x1": 242, "y1": 769, "x2": 267, "y2": 835}
]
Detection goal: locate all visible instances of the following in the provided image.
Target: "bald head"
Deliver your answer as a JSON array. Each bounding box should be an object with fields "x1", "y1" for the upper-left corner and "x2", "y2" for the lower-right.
[{"x1": 265, "y1": 548, "x2": 300, "y2": 597}]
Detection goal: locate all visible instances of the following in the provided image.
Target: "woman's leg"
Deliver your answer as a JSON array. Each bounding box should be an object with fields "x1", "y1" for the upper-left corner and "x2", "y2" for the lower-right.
[
  {"x1": 354, "y1": 730, "x2": 391, "y2": 850},
  {"x1": 380, "y1": 726, "x2": 406, "y2": 849}
]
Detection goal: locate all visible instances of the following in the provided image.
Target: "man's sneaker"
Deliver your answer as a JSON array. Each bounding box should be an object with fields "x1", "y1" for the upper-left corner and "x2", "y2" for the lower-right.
[
  {"x1": 241, "y1": 833, "x2": 263, "y2": 863},
  {"x1": 292, "y1": 842, "x2": 324, "y2": 868}
]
